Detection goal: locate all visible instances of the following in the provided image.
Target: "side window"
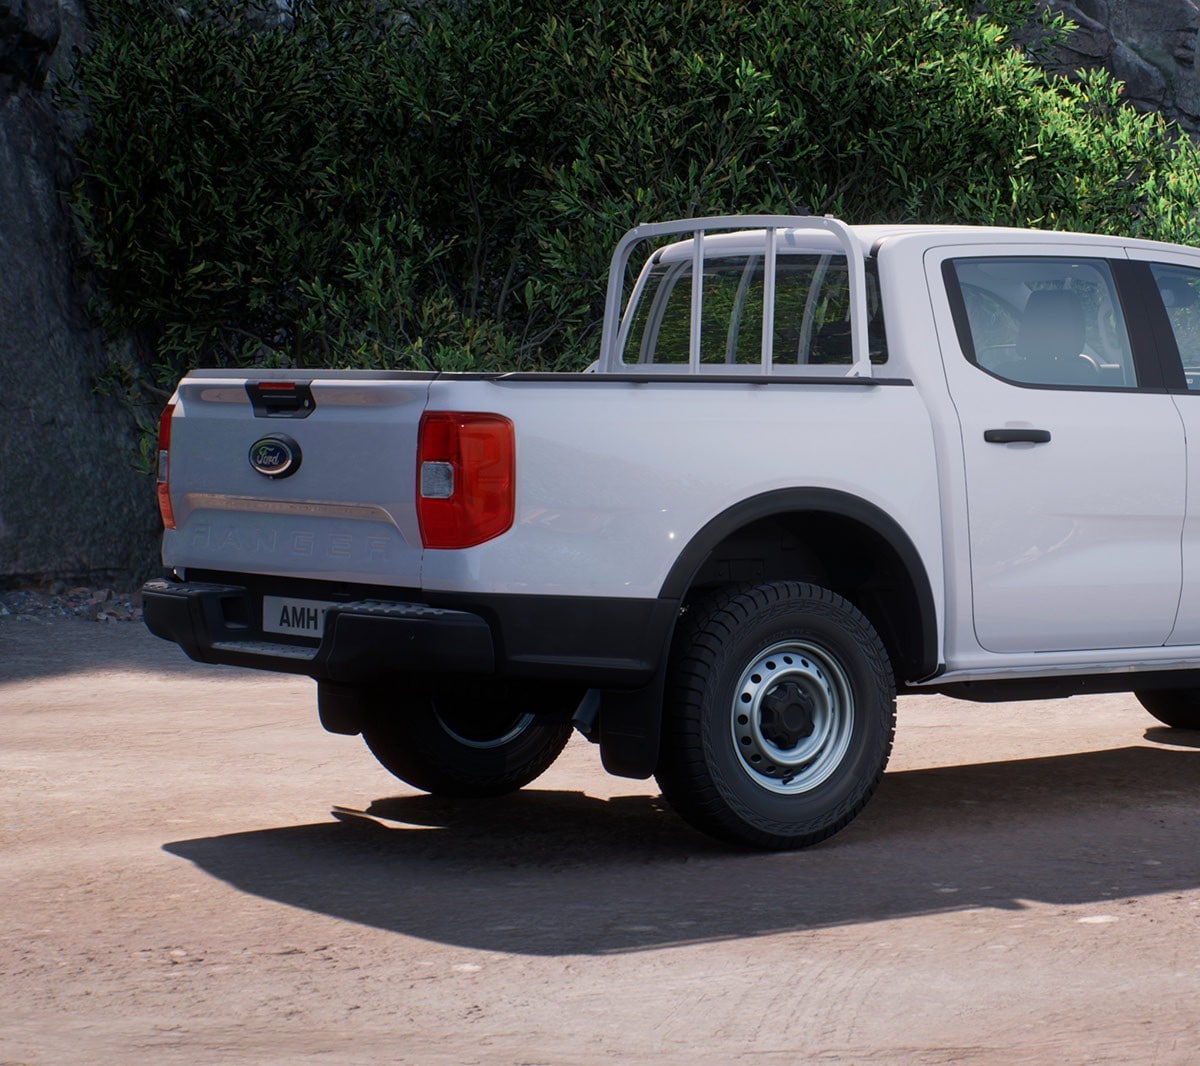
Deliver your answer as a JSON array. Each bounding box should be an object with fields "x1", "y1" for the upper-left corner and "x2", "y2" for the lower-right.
[
  {"x1": 947, "y1": 257, "x2": 1137, "y2": 388},
  {"x1": 1149, "y1": 263, "x2": 1200, "y2": 389},
  {"x1": 623, "y1": 254, "x2": 887, "y2": 367}
]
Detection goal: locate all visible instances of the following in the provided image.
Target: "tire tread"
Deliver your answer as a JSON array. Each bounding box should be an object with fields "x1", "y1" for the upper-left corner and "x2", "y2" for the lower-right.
[{"x1": 656, "y1": 581, "x2": 895, "y2": 849}]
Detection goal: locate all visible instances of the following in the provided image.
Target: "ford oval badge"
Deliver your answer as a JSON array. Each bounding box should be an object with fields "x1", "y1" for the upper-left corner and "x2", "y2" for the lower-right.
[{"x1": 248, "y1": 434, "x2": 301, "y2": 479}]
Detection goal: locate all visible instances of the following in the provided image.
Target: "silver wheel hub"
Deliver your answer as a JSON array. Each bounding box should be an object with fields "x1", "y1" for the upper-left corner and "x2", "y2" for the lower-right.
[{"x1": 729, "y1": 640, "x2": 854, "y2": 794}]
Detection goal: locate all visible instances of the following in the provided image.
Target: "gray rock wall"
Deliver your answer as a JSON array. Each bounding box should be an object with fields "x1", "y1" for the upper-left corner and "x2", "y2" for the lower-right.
[
  {"x1": 1034, "y1": 0, "x2": 1200, "y2": 132},
  {"x1": 0, "y1": 1, "x2": 159, "y2": 587}
]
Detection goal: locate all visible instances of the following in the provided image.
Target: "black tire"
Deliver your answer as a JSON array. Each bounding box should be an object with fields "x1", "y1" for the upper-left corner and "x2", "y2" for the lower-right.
[
  {"x1": 361, "y1": 679, "x2": 576, "y2": 797},
  {"x1": 655, "y1": 581, "x2": 896, "y2": 850},
  {"x1": 1135, "y1": 689, "x2": 1200, "y2": 730}
]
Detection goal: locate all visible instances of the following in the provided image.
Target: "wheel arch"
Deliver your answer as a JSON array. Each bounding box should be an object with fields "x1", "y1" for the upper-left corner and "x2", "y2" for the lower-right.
[
  {"x1": 660, "y1": 488, "x2": 940, "y2": 682},
  {"x1": 598, "y1": 489, "x2": 939, "y2": 782}
]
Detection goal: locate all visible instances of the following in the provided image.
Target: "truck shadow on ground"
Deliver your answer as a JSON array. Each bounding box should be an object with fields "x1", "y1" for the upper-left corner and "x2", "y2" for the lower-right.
[{"x1": 164, "y1": 741, "x2": 1200, "y2": 956}]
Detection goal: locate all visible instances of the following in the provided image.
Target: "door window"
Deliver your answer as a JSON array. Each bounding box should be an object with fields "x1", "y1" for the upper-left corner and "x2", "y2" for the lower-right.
[
  {"x1": 1148, "y1": 263, "x2": 1200, "y2": 389},
  {"x1": 946, "y1": 257, "x2": 1137, "y2": 388}
]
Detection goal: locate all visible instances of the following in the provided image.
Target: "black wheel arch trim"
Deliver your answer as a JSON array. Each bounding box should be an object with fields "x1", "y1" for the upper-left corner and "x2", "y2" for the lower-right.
[{"x1": 658, "y1": 487, "x2": 940, "y2": 680}]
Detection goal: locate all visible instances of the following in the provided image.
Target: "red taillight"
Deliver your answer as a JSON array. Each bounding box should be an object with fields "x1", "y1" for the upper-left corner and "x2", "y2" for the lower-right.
[
  {"x1": 156, "y1": 403, "x2": 176, "y2": 531},
  {"x1": 417, "y1": 412, "x2": 515, "y2": 549}
]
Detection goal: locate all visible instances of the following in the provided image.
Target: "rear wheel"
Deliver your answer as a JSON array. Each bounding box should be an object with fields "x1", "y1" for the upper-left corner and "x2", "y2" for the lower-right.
[
  {"x1": 1135, "y1": 688, "x2": 1200, "y2": 730},
  {"x1": 656, "y1": 582, "x2": 896, "y2": 850},
  {"x1": 361, "y1": 679, "x2": 577, "y2": 797}
]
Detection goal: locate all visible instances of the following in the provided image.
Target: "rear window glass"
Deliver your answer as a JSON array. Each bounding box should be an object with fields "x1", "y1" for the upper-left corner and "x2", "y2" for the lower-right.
[{"x1": 622, "y1": 254, "x2": 887, "y2": 367}]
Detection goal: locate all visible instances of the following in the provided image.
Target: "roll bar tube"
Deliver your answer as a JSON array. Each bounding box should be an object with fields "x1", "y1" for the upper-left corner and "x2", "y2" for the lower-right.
[{"x1": 601, "y1": 215, "x2": 872, "y2": 377}]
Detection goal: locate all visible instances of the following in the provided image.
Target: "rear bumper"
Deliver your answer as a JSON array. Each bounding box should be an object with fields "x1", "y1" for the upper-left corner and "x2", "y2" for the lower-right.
[
  {"x1": 142, "y1": 579, "x2": 494, "y2": 680},
  {"x1": 141, "y1": 576, "x2": 673, "y2": 687}
]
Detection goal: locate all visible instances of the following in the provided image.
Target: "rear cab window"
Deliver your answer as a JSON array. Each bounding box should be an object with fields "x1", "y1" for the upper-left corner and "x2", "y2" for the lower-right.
[{"x1": 622, "y1": 252, "x2": 888, "y2": 369}]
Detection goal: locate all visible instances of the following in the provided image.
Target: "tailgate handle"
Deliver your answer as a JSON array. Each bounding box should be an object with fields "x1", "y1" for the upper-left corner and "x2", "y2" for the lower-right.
[
  {"x1": 246, "y1": 381, "x2": 316, "y2": 418},
  {"x1": 984, "y1": 428, "x2": 1051, "y2": 444}
]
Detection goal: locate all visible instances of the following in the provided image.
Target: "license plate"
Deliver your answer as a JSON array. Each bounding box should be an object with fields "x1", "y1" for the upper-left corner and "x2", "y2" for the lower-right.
[{"x1": 262, "y1": 596, "x2": 335, "y2": 639}]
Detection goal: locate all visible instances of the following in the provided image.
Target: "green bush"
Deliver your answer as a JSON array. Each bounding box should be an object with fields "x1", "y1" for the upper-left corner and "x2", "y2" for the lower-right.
[{"x1": 63, "y1": 0, "x2": 1200, "y2": 400}]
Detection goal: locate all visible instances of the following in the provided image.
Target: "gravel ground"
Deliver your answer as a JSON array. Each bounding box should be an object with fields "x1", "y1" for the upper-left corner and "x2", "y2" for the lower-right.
[
  {"x1": 3, "y1": 616, "x2": 1200, "y2": 1064},
  {"x1": 0, "y1": 584, "x2": 144, "y2": 624}
]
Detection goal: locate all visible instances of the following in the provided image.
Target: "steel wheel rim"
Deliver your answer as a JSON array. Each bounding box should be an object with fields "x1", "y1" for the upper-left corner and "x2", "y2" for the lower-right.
[
  {"x1": 729, "y1": 639, "x2": 854, "y2": 794},
  {"x1": 433, "y1": 702, "x2": 536, "y2": 750}
]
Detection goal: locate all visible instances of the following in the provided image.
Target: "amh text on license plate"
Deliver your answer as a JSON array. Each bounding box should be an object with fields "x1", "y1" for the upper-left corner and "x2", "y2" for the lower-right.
[{"x1": 262, "y1": 596, "x2": 334, "y2": 638}]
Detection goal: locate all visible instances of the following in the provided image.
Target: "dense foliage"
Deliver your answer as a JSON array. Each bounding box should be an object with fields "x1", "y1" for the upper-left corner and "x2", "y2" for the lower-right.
[{"x1": 64, "y1": 0, "x2": 1200, "y2": 406}]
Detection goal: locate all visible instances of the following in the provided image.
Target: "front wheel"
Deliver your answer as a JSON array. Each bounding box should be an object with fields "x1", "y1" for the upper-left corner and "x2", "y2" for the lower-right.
[
  {"x1": 1135, "y1": 689, "x2": 1200, "y2": 730},
  {"x1": 361, "y1": 679, "x2": 577, "y2": 797},
  {"x1": 656, "y1": 582, "x2": 896, "y2": 850}
]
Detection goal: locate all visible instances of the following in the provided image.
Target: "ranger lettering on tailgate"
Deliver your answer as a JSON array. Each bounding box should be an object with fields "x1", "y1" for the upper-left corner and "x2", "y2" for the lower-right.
[{"x1": 188, "y1": 522, "x2": 396, "y2": 563}]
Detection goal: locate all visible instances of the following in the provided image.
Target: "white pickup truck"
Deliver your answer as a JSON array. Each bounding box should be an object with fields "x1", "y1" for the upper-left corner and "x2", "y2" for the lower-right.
[{"x1": 144, "y1": 214, "x2": 1200, "y2": 849}]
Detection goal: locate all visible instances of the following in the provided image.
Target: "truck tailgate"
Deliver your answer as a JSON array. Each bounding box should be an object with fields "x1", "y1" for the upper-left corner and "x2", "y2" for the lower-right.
[{"x1": 162, "y1": 372, "x2": 432, "y2": 585}]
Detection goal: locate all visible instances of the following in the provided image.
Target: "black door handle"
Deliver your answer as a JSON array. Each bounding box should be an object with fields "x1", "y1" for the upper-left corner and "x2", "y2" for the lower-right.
[{"x1": 984, "y1": 428, "x2": 1051, "y2": 444}]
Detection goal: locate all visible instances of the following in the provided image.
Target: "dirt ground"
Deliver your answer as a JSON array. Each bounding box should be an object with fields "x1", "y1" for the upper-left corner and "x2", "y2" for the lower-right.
[{"x1": 2, "y1": 612, "x2": 1199, "y2": 1065}]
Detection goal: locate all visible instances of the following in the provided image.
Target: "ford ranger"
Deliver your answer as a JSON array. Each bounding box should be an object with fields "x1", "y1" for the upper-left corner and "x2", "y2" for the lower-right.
[{"x1": 143, "y1": 214, "x2": 1200, "y2": 849}]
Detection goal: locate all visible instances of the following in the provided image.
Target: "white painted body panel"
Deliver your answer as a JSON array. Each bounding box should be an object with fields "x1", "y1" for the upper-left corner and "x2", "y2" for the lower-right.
[{"x1": 418, "y1": 377, "x2": 943, "y2": 608}]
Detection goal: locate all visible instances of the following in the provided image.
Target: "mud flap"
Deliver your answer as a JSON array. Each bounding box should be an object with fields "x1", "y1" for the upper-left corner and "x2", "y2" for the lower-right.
[
  {"x1": 317, "y1": 681, "x2": 368, "y2": 736},
  {"x1": 597, "y1": 666, "x2": 668, "y2": 780}
]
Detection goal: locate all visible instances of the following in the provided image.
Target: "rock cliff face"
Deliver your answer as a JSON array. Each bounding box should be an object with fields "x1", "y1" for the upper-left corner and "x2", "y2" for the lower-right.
[
  {"x1": 1034, "y1": 0, "x2": 1200, "y2": 132},
  {"x1": 0, "y1": 1, "x2": 159, "y2": 587},
  {"x1": 1, "y1": 1, "x2": 1200, "y2": 587}
]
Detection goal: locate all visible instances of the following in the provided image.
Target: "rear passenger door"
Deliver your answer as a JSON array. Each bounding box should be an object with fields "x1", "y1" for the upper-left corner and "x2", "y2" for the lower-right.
[{"x1": 928, "y1": 243, "x2": 1185, "y2": 654}]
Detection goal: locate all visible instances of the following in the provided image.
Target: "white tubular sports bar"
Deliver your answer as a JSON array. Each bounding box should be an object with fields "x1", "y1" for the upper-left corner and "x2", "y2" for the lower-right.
[
  {"x1": 762, "y1": 225, "x2": 777, "y2": 373},
  {"x1": 602, "y1": 215, "x2": 872, "y2": 377}
]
